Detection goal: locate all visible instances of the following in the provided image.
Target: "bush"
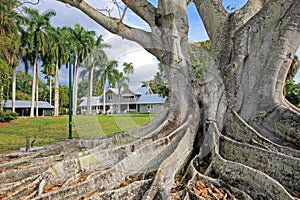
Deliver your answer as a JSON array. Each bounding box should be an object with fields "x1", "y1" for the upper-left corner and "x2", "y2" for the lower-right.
[{"x1": 0, "y1": 111, "x2": 18, "y2": 122}]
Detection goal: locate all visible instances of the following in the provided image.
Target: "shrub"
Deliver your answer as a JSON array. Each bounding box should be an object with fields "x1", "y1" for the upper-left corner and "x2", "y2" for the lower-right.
[{"x1": 0, "y1": 111, "x2": 18, "y2": 122}]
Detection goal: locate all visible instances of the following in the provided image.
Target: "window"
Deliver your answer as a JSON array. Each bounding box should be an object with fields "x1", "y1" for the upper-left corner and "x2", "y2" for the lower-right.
[
  {"x1": 107, "y1": 94, "x2": 113, "y2": 100},
  {"x1": 147, "y1": 105, "x2": 153, "y2": 109}
]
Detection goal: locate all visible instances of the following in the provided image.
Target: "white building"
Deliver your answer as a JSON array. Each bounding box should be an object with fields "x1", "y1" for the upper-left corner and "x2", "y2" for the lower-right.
[{"x1": 79, "y1": 86, "x2": 166, "y2": 114}]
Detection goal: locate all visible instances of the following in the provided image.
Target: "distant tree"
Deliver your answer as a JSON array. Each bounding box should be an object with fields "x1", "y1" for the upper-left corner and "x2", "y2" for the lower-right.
[
  {"x1": 0, "y1": 61, "x2": 12, "y2": 111},
  {"x1": 21, "y1": 8, "x2": 56, "y2": 117},
  {"x1": 42, "y1": 26, "x2": 70, "y2": 116},
  {"x1": 115, "y1": 71, "x2": 129, "y2": 113},
  {"x1": 80, "y1": 36, "x2": 109, "y2": 115},
  {"x1": 285, "y1": 80, "x2": 300, "y2": 108},
  {"x1": 71, "y1": 24, "x2": 96, "y2": 115},
  {"x1": 59, "y1": 86, "x2": 70, "y2": 115},
  {"x1": 188, "y1": 41, "x2": 211, "y2": 78},
  {"x1": 0, "y1": 0, "x2": 21, "y2": 112},
  {"x1": 122, "y1": 62, "x2": 134, "y2": 75},
  {"x1": 99, "y1": 60, "x2": 118, "y2": 114}
]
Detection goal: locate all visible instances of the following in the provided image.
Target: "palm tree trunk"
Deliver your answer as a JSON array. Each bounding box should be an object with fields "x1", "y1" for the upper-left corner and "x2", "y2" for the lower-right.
[
  {"x1": 49, "y1": 76, "x2": 52, "y2": 105},
  {"x1": 30, "y1": 48, "x2": 38, "y2": 117},
  {"x1": 103, "y1": 74, "x2": 106, "y2": 114},
  {"x1": 35, "y1": 67, "x2": 39, "y2": 117},
  {"x1": 54, "y1": 59, "x2": 59, "y2": 116},
  {"x1": 118, "y1": 88, "x2": 121, "y2": 114},
  {"x1": 12, "y1": 67, "x2": 16, "y2": 113},
  {"x1": 87, "y1": 64, "x2": 95, "y2": 115},
  {"x1": 0, "y1": 86, "x2": 3, "y2": 111},
  {"x1": 72, "y1": 58, "x2": 79, "y2": 116}
]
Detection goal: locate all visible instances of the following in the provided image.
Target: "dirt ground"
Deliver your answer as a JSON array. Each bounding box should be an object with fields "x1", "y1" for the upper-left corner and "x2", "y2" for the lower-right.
[{"x1": 0, "y1": 121, "x2": 24, "y2": 128}]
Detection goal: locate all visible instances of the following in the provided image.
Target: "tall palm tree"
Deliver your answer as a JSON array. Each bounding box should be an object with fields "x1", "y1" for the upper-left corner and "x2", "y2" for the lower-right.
[
  {"x1": 99, "y1": 60, "x2": 118, "y2": 114},
  {"x1": 0, "y1": 0, "x2": 21, "y2": 112},
  {"x1": 115, "y1": 71, "x2": 129, "y2": 113},
  {"x1": 71, "y1": 24, "x2": 96, "y2": 115},
  {"x1": 43, "y1": 26, "x2": 70, "y2": 116},
  {"x1": 81, "y1": 36, "x2": 109, "y2": 115},
  {"x1": 41, "y1": 62, "x2": 55, "y2": 104},
  {"x1": 22, "y1": 8, "x2": 56, "y2": 117}
]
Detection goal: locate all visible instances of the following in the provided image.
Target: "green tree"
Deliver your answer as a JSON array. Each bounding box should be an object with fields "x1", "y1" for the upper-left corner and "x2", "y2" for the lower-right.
[
  {"x1": 285, "y1": 80, "x2": 300, "y2": 108},
  {"x1": 115, "y1": 71, "x2": 129, "y2": 113},
  {"x1": 99, "y1": 60, "x2": 118, "y2": 114},
  {"x1": 43, "y1": 26, "x2": 70, "y2": 116},
  {"x1": 0, "y1": 0, "x2": 21, "y2": 112},
  {"x1": 80, "y1": 36, "x2": 109, "y2": 115},
  {"x1": 21, "y1": 8, "x2": 56, "y2": 117},
  {"x1": 59, "y1": 86, "x2": 70, "y2": 115},
  {"x1": 71, "y1": 24, "x2": 96, "y2": 115},
  {"x1": 0, "y1": 61, "x2": 12, "y2": 111},
  {"x1": 122, "y1": 62, "x2": 134, "y2": 75},
  {"x1": 188, "y1": 41, "x2": 211, "y2": 78}
]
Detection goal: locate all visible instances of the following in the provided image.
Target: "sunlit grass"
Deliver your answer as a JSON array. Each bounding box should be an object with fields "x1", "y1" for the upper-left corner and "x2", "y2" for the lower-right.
[{"x1": 0, "y1": 114, "x2": 156, "y2": 153}]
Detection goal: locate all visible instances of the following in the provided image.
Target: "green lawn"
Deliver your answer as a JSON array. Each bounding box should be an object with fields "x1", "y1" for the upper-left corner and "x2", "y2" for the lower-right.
[{"x1": 0, "y1": 114, "x2": 156, "y2": 153}]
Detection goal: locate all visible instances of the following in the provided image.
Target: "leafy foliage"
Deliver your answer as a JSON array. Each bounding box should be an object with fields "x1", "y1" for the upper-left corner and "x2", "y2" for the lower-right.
[
  {"x1": 188, "y1": 41, "x2": 211, "y2": 78},
  {"x1": 0, "y1": 111, "x2": 18, "y2": 122},
  {"x1": 285, "y1": 80, "x2": 300, "y2": 108}
]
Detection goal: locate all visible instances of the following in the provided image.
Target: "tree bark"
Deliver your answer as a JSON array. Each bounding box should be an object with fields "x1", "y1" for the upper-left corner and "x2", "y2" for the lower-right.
[{"x1": 0, "y1": 0, "x2": 299, "y2": 199}]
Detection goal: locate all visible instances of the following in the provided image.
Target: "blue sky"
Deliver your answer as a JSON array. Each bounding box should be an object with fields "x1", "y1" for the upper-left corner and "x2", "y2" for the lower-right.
[{"x1": 23, "y1": 0, "x2": 299, "y2": 85}]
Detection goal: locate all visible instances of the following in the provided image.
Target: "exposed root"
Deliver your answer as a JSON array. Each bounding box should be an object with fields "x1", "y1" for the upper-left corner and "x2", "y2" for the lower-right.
[
  {"x1": 225, "y1": 109, "x2": 300, "y2": 158},
  {"x1": 255, "y1": 104, "x2": 300, "y2": 147},
  {"x1": 206, "y1": 118, "x2": 298, "y2": 199},
  {"x1": 0, "y1": 104, "x2": 299, "y2": 199}
]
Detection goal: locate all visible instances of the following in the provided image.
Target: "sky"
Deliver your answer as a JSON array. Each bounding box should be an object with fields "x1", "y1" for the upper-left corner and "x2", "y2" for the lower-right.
[{"x1": 22, "y1": 0, "x2": 300, "y2": 87}]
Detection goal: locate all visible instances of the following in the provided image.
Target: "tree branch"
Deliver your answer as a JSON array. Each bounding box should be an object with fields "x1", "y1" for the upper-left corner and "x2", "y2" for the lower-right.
[
  {"x1": 193, "y1": 0, "x2": 229, "y2": 40},
  {"x1": 121, "y1": 0, "x2": 156, "y2": 27},
  {"x1": 16, "y1": 0, "x2": 40, "y2": 7},
  {"x1": 232, "y1": 0, "x2": 267, "y2": 32},
  {"x1": 55, "y1": 0, "x2": 155, "y2": 52}
]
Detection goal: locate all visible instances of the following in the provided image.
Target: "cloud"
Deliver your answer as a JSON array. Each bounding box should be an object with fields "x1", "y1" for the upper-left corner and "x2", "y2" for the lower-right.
[{"x1": 103, "y1": 35, "x2": 159, "y2": 89}]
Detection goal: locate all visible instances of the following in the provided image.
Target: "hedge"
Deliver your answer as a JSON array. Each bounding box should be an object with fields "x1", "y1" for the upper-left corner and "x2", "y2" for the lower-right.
[{"x1": 0, "y1": 111, "x2": 18, "y2": 122}]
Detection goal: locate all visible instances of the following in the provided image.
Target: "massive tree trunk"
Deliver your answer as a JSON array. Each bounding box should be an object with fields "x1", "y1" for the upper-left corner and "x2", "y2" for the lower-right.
[{"x1": 0, "y1": 0, "x2": 299, "y2": 199}]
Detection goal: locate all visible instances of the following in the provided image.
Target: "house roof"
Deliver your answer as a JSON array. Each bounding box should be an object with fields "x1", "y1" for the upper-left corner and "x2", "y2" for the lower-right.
[
  {"x1": 136, "y1": 94, "x2": 165, "y2": 104},
  {"x1": 4, "y1": 100, "x2": 54, "y2": 109},
  {"x1": 134, "y1": 86, "x2": 152, "y2": 95},
  {"x1": 79, "y1": 86, "x2": 166, "y2": 107},
  {"x1": 79, "y1": 96, "x2": 102, "y2": 107}
]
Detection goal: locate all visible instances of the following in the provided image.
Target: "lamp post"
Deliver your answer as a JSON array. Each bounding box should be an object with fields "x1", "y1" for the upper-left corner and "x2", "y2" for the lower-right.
[{"x1": 68, "y1": 47, "x2": 73, "y2": 139}]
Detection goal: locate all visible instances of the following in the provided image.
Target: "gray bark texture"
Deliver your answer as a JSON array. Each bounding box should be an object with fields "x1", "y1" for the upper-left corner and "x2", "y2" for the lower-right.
[{"x1": 0, "y1": 0, "x2": 299, "y2": 199}]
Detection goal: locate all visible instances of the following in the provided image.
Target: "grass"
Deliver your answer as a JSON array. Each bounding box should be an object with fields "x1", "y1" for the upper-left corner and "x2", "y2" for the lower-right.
[{"x1": 0, "y1": 114, "x2": 156, "y2": 153}]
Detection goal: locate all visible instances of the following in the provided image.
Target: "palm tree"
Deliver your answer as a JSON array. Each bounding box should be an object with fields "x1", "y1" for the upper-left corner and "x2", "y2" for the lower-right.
[
  {"x1": 43, "y1": 26, "x2": 70, "y2": 116},
  {"x1": 22, "y1": 8, "x2": 56, "y2": 117},
  {"x1": 99, "y1": 60, "x2": 118, "y2": 114},
  {"x1": 0, "y1": 0, "x2": 21, "y2": 112},
  {"x1": 71, "y1": 24, "x2": 96, "y2": 115},
  {"x1": 41, "y1": 62, "x2": 55, "y2": 104},
  {"x1": 80, "y1": 36, "x2": 109, "y2": 115},
  {"x1": 115, "y1": 71, "x2": 129, "y2": 113},
  {"x1": 122, "y1": 62, "x2": 134, "y2": 75}
]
